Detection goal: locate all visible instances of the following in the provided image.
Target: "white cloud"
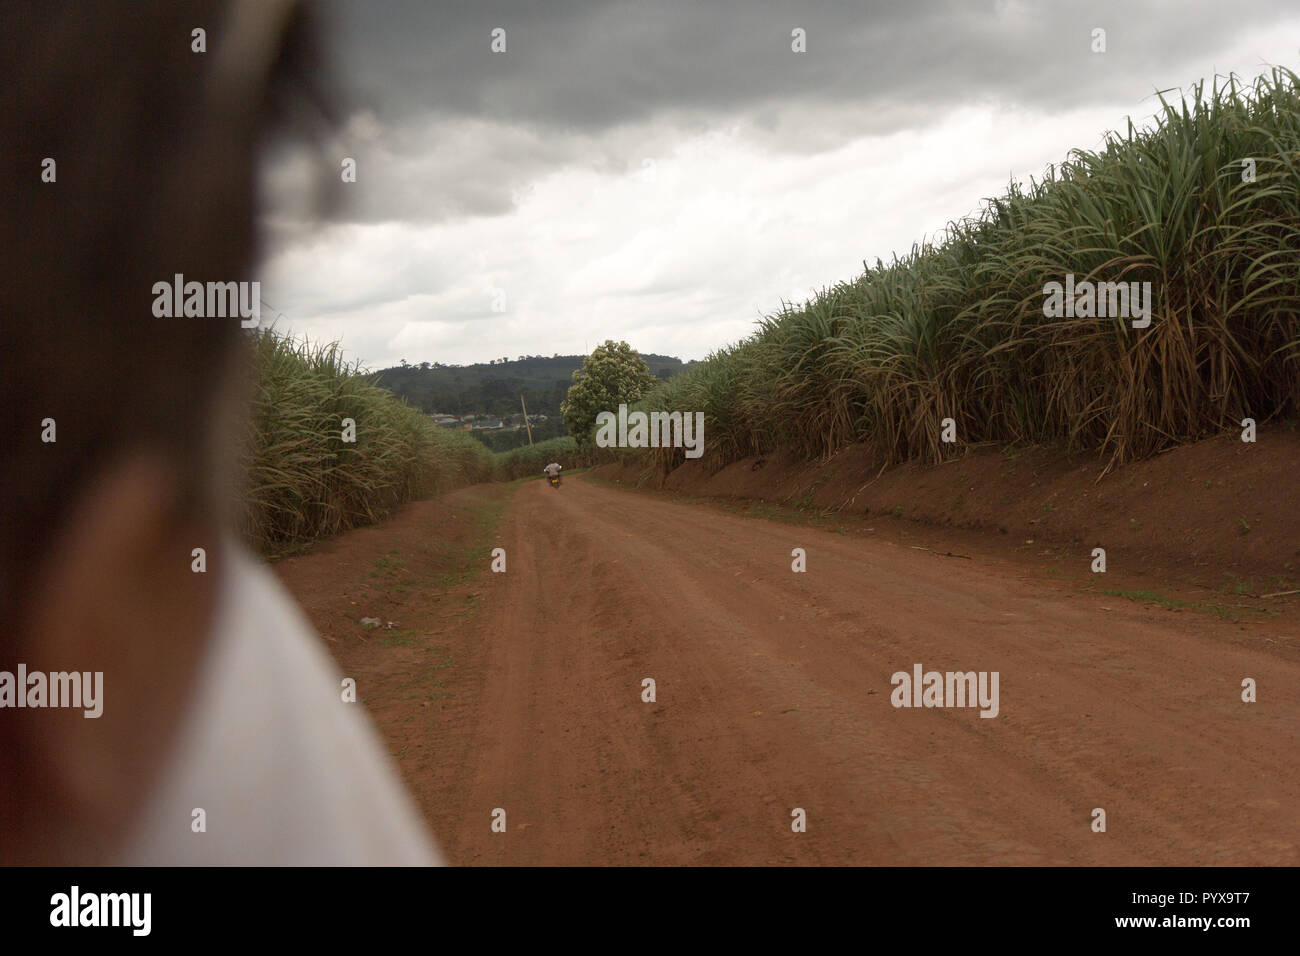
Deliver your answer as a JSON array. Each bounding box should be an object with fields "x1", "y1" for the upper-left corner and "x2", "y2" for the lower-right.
[{"x1": 259, "y1": 14, "x2": 1300, "y2": 368}]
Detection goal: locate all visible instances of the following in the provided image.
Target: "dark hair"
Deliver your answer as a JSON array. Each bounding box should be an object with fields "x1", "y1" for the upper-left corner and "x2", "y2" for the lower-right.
[{"x1": 0, "y1": 1, "x2": 328, "y2": 616}]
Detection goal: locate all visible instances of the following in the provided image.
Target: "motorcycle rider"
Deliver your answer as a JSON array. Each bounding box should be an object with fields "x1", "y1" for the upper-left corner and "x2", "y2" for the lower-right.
[{"x1": 542, "y1": 459, "x2": 562, "y2": 486}]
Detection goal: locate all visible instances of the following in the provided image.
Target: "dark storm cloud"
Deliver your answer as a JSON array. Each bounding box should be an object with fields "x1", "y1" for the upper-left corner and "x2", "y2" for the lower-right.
[
  {"x1": 328, "y1": 0, "x2": 1292, "y2": 127},
  {"x1": 304, "y1": 0, "x2": 1295, "y2": 226},
  {"x1": 260, "y1": 1, "x2": 1299, "y2": 367}
]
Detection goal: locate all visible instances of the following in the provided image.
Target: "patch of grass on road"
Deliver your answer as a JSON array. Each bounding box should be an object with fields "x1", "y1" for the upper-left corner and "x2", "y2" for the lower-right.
[
  {"x1": 1095, "y1": 587, "x2": 1274, "y2": 621},
  {"x1": 431, "y1": 489, "x2": 513, "y2": 589},
  {"x1": 1102, "y1": 588, "x2": 1194, "y2": 610}
]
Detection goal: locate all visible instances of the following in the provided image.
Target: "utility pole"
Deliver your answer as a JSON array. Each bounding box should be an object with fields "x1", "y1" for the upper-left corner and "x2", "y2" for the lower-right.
[{"x1": 520, "y1": 393, "x2": 534, "y2": 446}]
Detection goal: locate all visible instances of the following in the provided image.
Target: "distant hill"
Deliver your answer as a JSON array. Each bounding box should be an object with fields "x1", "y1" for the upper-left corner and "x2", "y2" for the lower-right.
[{"x1": 368, "y1": 353, "x2": 694, "y2": 421}]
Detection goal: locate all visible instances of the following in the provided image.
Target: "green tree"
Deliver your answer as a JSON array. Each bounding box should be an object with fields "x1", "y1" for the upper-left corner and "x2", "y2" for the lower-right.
[{"x1": 562, "y1": 340, "x2": 658, "y2": 447}]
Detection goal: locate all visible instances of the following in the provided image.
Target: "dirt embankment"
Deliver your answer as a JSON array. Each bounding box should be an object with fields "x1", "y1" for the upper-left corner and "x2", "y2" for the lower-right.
[{"x1": 594, "y1": 431, "x2": 1300, "y2": 598}]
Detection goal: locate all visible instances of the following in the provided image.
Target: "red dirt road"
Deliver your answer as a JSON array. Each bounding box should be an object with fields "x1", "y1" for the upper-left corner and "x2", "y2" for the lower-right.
[
  {"x1": 280, "y1": 475, "x2": 1300, "y2": 865},
  {"x1": 441, "y1": 476, "x2": 1300, "y2": 865}
]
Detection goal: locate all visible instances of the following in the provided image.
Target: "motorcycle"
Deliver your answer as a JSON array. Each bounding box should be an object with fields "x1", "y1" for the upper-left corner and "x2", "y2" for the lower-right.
[{"x1": 547, "y1": 474, "x2": 561, "y2": 488}]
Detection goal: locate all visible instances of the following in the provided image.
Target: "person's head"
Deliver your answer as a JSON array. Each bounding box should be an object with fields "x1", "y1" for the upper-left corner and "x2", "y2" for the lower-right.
[{"x1": 0, "y1": 0, "x2": 327, "y2": 863}]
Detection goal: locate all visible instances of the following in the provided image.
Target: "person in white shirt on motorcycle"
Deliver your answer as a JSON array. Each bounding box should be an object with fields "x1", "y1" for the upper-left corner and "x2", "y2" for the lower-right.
[{"x1": 542, "y1": 460, "x2": 562, "y2": 486}]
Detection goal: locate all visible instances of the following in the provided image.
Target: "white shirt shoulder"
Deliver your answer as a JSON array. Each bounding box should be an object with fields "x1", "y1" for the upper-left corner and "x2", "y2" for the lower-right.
[{"x1": 120, "y1": 541, "x2": 444, "y2": 865}]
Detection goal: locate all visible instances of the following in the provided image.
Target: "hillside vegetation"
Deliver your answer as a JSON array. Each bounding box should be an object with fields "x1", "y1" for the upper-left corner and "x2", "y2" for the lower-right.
[
  {"x1": 370, "y1": 353, "x2": 692, "y2": 419},
  {"x1": 239, "y1": 332, "x2": 497, "y2": 555},
  {"x1": 633, "y1": 68, "x2": 1300, "y2": 476}
]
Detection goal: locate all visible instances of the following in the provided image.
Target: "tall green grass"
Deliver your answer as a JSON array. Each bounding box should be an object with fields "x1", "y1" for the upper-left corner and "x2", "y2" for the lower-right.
[
  {"x1": 639, "y1": 67, "x2": 1300, "y2": 476},
  {"x1": 239, "y1": 331, "x2": 495, "y2": 554}
]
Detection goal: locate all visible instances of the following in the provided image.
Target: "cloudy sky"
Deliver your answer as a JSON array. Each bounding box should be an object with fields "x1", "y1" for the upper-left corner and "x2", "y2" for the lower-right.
[{"x1": 257, "y1": 0, "x2": 1300, "y2": 368}]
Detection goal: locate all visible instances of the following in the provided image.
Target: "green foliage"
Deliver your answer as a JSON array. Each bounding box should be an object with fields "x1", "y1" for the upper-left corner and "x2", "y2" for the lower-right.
[
  {"x1": 562, "y1": 340, "x2": 661, "y2": 447},
  {"x1": 636, "y1": 67, "x2": 1300, "y2": 476},
  {"x1": 369, "y1": 353, "x2": 690, "y2": 419},
  {"x1": 495, "y1": 436, "x2": 594, "y2": 480},
  {"x1": 469, "y1": 416, "x2": 568, "y2": 451},
  {"x1": 239, "y1": 331, "x2": 495, "y2": 555}
]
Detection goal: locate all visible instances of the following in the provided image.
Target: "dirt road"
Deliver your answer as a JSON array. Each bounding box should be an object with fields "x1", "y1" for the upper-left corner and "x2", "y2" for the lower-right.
[{"x1": 282, "y1": 476, "x2": 1300, "y2": 865}]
